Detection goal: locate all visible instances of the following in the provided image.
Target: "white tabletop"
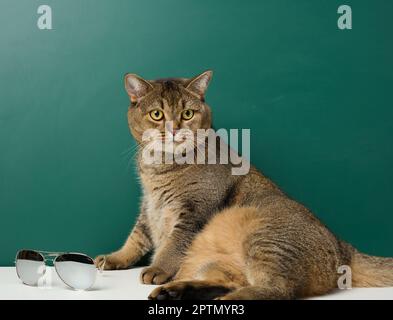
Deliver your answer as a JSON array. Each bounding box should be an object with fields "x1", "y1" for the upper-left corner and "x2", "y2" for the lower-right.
[{"x1": 1, "y1": 267, "x2": 392, "y2": 300}]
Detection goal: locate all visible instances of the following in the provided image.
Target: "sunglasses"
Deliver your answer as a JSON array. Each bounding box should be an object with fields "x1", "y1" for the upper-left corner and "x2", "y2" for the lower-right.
[{"x1": 15, "y1": 249, "x2": 106, "y2": 290}]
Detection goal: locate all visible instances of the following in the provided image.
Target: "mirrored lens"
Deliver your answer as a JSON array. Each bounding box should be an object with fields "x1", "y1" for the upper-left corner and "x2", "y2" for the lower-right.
[
  {"x1": 54, "y1": 253, "x2": 96, "y2": 290},
  {"x1": 16, "y1": 250, "x2": 45, "y2": 286}
]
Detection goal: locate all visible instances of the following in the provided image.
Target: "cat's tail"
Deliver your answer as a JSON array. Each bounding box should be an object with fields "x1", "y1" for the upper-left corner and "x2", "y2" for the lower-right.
[{"x1": 351, "y1": 249, "x2": 393, "y2": 287}]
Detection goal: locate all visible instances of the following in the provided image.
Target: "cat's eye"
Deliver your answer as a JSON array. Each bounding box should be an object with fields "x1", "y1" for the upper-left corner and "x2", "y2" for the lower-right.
[
  {"x1": 149, "y1": 109, "x2": 164, "y2": 121},
  {"x1": 182, "y1": 109, "x2": 194, "y2": 120}
]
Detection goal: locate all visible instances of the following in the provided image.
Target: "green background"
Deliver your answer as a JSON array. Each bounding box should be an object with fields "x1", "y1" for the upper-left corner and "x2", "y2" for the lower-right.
[{"x1": 1, "y1": 0, "x2": 392, "y2": 266}]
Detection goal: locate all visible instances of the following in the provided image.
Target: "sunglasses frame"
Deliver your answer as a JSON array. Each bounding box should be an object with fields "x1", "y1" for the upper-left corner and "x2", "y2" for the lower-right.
[{"x1": 15, "y1": 249, "x2": 105, "y2": 290}]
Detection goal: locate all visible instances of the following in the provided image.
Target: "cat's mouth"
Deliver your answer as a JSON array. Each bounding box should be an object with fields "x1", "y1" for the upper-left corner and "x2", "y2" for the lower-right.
[
  {"x1": 140, "y1": 129, "x2": 202, "y2": 162},
  {"x1": 143, "y1": 137, "x2": 195, "y2": 152},
  {"x1": 159, "y1": 135, "x2": 187, "y2": 143}
]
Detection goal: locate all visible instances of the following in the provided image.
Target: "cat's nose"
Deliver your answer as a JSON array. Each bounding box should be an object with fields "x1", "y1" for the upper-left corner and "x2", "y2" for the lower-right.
[
  {"x1": 165, "y1": 121, "x2": 180, "y2": 136},
  {"x1": 168, "y1": 127, "x2": 180, "y2": 137}
]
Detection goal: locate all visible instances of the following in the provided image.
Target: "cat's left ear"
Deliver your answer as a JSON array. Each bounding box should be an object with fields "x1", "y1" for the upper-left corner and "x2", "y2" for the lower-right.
[
  {"x1": 124, "y1": 73, "x2": 153, "y2": 103},
  {"x1": 186, "y1": 70, "x2": 213, "y2": 100}
]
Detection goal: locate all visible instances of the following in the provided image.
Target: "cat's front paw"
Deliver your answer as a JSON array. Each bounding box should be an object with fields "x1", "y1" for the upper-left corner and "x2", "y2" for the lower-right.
[
  {"x1": 94, "y1": 252, "x2": 130, "y2": 270},
  {"x1": 140, "y1": 266, "x2": 172, "y2": 285}
]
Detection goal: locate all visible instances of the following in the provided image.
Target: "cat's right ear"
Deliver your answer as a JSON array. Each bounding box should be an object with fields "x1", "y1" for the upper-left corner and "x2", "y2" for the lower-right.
[{"x1": 124, "y1": 74, "x2": 153, "y2": 103}]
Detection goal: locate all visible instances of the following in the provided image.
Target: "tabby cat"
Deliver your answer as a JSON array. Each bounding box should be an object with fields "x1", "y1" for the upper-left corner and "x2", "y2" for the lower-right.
[{"x1": 95, "y1": 71, "x2": 393, "y2": 299}]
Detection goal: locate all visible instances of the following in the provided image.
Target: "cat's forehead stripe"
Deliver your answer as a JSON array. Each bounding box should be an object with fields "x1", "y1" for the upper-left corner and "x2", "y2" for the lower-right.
[{"x1": 160, "y1": 81, "x2": 182, "y2": 106}]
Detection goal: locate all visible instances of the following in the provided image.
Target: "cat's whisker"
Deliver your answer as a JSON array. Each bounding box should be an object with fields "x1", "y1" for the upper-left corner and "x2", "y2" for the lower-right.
[{"x1": 121, "y1": 144, "x2": 140, "y2": 158}]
